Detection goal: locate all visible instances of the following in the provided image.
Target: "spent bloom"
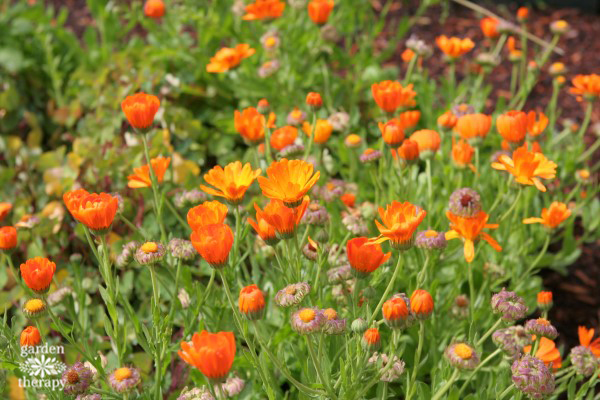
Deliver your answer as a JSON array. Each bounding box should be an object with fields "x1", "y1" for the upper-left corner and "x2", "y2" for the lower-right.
[
  {"x1": 134, "y1": 241, "x2": 166, "y2": 265},
  {"x1": 511, "y1": 355, "x2": 555, "y2": 399},
  {"x1": 62, "y1": 362, "x2": 93, "y2": 395},
  {"x1": 525, "y1": 318, "x2": 558, "y2": 339},
  {"x1": 287, "y1": 107, "x2": 307, "y2": 126},
  {"x1": 360, "y1": 148, "x2": 382, "y2": 164},
  {"x1": 108, "y1": 367, "x2": 141, "y2": 393},
  {"x1": 260, "y1": 30, "x2": 280, "y2": 51},
  {"x1": 178, "y1": 387, "x2": 215, "y2": 400},
  {"x1": 448, "y1": 188, "x2": 481, "y2": 218},
  {"x1": 493, "y1": 325, "x2": 532, "y2": 359},
  {"x1": 445, "y1": 342, "x2": 479, "y2": 369},
  {"x1": 523, "y1": 202, "x2": 571, "y2": 229},
  {"x1": 127, "y1": 156, "x2": 171, "y2": 188},
  {"x1": 415, "y1": 230, "x2": 447, "y2": 251},
  {"x1": 570, "y1": 346, "x2": 598, "y2": 377},
  {"x1": 258, "y1": 60, "x2": 281, "y2": 78},
  {"x1": 275, "y1": 283, "x2": 310, "y2": 307},
  {"x1": 322, "y1": 308, "x2": 346, "y2": 335},
  {"x1": 178, "y1": 331, "x2": 236, "y2": 381},
  {"x1": 491, "y1": 289, "x2": 528, "y2": 322},
  {"x1": 368, "y1": 353, "x2": 406, "y2": 382},
  {"x1": 47, "y1": 286, "x2": 74, "y2": 307},
  {"x1": 174, "y1": 189, "x2": 206, "y2": 208},
  {"x1": 328, "y1": 111, "x2": 350, "y2": 131},
  {"x1": 302, "y1": 202, "x2": 330, "y2": 226},
  {"x1": 116, "y1": 241, "x2": 141, "y2": 267},
  {"x1": 168, "y1": 238, "x2": 196, "y2": 260},
  {"x1": 200, "y1": 161, "x2": 261, "y2": 205},
  {"x1": 291, "y1": 307, "x2": 325, "y2": 334}
]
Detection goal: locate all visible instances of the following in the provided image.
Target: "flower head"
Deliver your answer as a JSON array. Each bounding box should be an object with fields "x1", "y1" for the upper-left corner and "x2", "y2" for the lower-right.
[
  {"x1": 360, "y1": 148, "x2": 382, "y2": 164},
  {"x1": 436, "y1": 35, "x2": 475, "y2": 59},
  {"x1": 525, "y1": 318, "x2": 558, "y2": 339},
  {"x1": 20, "y1": 326, "x2": 41, "y2": 347},
  {"x1": 415, "y1": 229, "x2": 447, "y2": 251},
  {"x1": 570, "y1": 74, "x2": 600, "y2": 100},
  {"x1": 328, "y1": 111, "x2": 350, "y2": 131},
  {"x1": 121, "y1": 93, "x2": 160, "y2": 131},
  {"x1": 177, "y1": 387, "x2": 214, "y2": 400},
  {"x1": 248, "y1": 211, "x2": 278, "y2": 245},
  {"x1": 307, "y1": 0, "x2": 334, "y2": 25},
  {"x1": 134, "y1": 241, "x2": 166, "y2": 265},
  {"x1": 410, "y1": 129, "x2": 441, "y2": 158},
  {"x1": 523, "y1": 202, "x2": 571, "y2": 229},
  {"x1": 242, "y1": 0, "x2": 285, "y2": 20},
  {"x1": 62, "y1": 362, "x2": 93, "y2": 395},
  {"x1": 234, "y1": 107, "x2": 273, "y2": 144},
  {"x1": 491, "y1": 288, "x2": 528, "y2": 322},
  {"x1": 322, "y1": 308, "x2": 346, "y2": 335},
  {"x1": 187, "y1": 200, "x2": 228, "y2": 231},
  {"x1": 179, "y1": 331, "x2": 236, "y2": 383},
  {"x1": 346, "y1": 237, "x2": 391, "y2": 276},
  {"x1": 448, "y1": 188, "x2": 481, "y2": 218},
  {"x1": 206, "y1": 44, "x2": 255, "y2": 73},
  {"x1": 371, "y1": 81, "x2": 416, "y2": 112},
  {"x1": 368, "y1": 353, "x2": 406, "y2": 382},
  {"x1": 306, "y1": 92, "x2": 323, "y2": 108},
  {"x1": 454, "y1": 113, "x2": 491, "y2": 143},
  {"x1": 445, "y1": 342, "x2": 479, "y2": 369},
  {"x1": 378, "y1": 120, "x2": 405, "y2": 147},
  {"x1": 174, "y1": 190, "x2": 206, "y2": 208},
  {"x1": 200, "y1": 161, "x2": 261, "y2": 205},
  {"x1": 23, "y1": 298, "x2": 46, "y2": 318},
  {"x1": 452, "y1": 139, "x2": 475, "y2": 171},
  {"x1": 144, "y1": 0, "x2": 165, "y2": 18},
  {"x1": 127, "y1": 156, "x2": 171, "y2": 188},
  {"x1": 362, "y1": 328, "x2": 381, "y2": 349},
  {"x1": 260, "y1": 31, "x2": 280, "y2": 51},
  {"x1": 480, "y1": 17, "x2": 499, "y2": 38},
  {"x1": 438, "y1": 111, "x2": 457, "y2": 129},
  {"x1": 108, "y1": 367, "x2": 141, "y2": 393},
  {"x1": 578, "y1": 326, "x2": 600, "y2": 357},
  {"x1": 410, "y1": 289, "x2": 434, "y2": 319},
  {"x1": 0, "y1": 202, "x2": 12, "y2": 222},
  {"x1": 258, "y1": 159, "x2": 320, "y2": 207},
  {"x1": 445, "y1": 210, "x2": 500, "y2": 263},
  {"x1": 270, "y1": 126, "x2": 298, "y2": 151},
  {"x1": 302, "y1": 119, "x2": 333, "y2": 144},
  {"x1": 537, "y1": 291, "x2": 553, "y2": 310},
  {"x1": 524, "y1": 337, "x2": 562, "y2": 369},
  {"x1": 492, "y1": 146, "x2": 557, "y2": 192},
  {"x1": 497, "y1": 110, "x2": 528, "y2": 144},
  {"x1": 190, "y1": 224, "x2": 234, "y2": 268},
  {"x1": 20, "y1": 257, "x2": 56, "y2": 294},
  {"x1": 254, "y1": 197, "x2": 309, "y2": 239},
  {"x1": 372, "y1": 201, "x2": 426, "y2": 250},
  {"x1": 287, "y1": 107, "x2": 307, "y2": 126},
  {"x1": 511, "y1": 355, "x2": 555, "y2": 398},
  {"x1": 302, "y1": 202, "x2": 330, "y2": 226},
  {"x1": 168, "y1": 238, "x2": 197, "y2": 260},
  {"x1": 382, "y1": 294, "x2": 412, "y2": 329},
  {"x1": 63, "y1": 189, "x2": 119, "y2": 234},
  {"x1": 239, "y1": 284, "x2": 265, "y2": 320},
  {"x1": 550, "y1": 19, "x2": 569, "y2": 35},
  {"x1": 291, "y1": 307, "x2": 325, "y2": 334},
  {"x1": 493, "y1": 325, "x2": 532, "y2": 359},
  {"x1": 275, "y1": 282, "x2": 311, "y2": 307},
  {"x1": 344, "y1": 134, "x2": 362, "y2": 148},
  {"x1": 393, "y1": 139, "x2": 420, "y2": 164},
  {"x1": 570, "y1": 346, "x2": 599, "y2": 377},
  {"x1": 0, "y1": 226, "x2": 17, "y2": 250},
  {"x1": 526, "y1": 111, "x2": 549, "y2": 137}
]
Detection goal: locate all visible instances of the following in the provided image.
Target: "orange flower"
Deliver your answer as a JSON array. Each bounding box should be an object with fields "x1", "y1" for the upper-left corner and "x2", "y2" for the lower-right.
[
  {"x1": 127, "y1": 156, "x2": 171, "y2": 188},
  {"x1": 206, "y1": 44, "x2": 255, "y2": 73},
  {"x1": 248, "y1": 212, "x2": 278, "y2": 245},
  {"x1": 63, "y1": 190, "x2": 119, "y2": 234},
  {"x1": 382, "y1": 296, "x2": 409, "y2": 324},
  {"x1": 200, "y1": 161, "x2": 261, "y2": 205},
  {"x1": 340, "y1": 193, "x2": 356, "y2": 208},
  {"x1": 578, "y1": 326, "x2": 600, "y2": 357},
  {"x1": 178, "y1": 330, "x2": 236, "y2": 381},
  {"x1": 270, "y1": 126, "x2": 298, "y2": 151},
  {"x1": 0, "y1": 202, "x2": 12, "y2": 222},
  {"x1": 537, "y1": 291, "x2": 553, "y2": 308},
  {"x1": 397, "y1": 110, "x2": 421, "y2": 130},
  {"x1": 570, "y1": 74, "x2": 600, "y2": 100},
  {"x1": 506, "y1": 36, "x2": 522, "y2": 60},
  {"x1": 436, "y1": 35, "x2": 475, "y2": 58},
  {"x1": 306, "y1": 92, "x2": 323, "y2": 108},
  {"x1": 524, "y1": 337, "x2": 562, "y2": 369},
  {"x1": 239, "y1": 284, "x2": 265, "y2": 320},
  {"x1": 526, "y1": 111, "x2": 549, "y2": 137},
  {"x1": 257, "y1": 159, "x2": 320, "y2": 207},
  {"x1": 394, "y1": 139, "x2": 420, "y2": 163},
  {"x1": 497, "y1": 110, "x2": 528, "y2": 144},
  {"x1": 401, "y1": 49, "x2": 415, "y2": 62},
  {"x1": 307, "y1": 0, "x2": 334, "y2": 25},
  {"x1": 20, "y1": 326, "x2": 41, "y2": 347},
  {"x1": 302, "y1": 119, "x2": 333, "y2": 144},
  {"x1": 371, "y1": 81, "x2": 417, "y2": 113},
  {"x1": 491, "y1": 146, "x2": 557, "y2": 192},
  {"x1": 234, "y1": 107, "x2": 268, "y2": 144},
  {"x1": 121, "y1": 92, "x2": 160, "y2": 131},
  {"x1": 517, "y1": 7, "x2": 529, "y2": 21},
  {"x1": 344, "y1": 134, "x2": 362, "y2": 148},
  {"x1": 346, "y1": 237, "x2": 391, "y2": 275},
  {"x1": 20, "y1": 257, "x2": 56, "y2": 293},
  {"x1": 190, "y1": 223, "x2": 233, "y2": 268},
  {"x1": 480, "y1": 17, "x2": 499, "y2": 38},
  {"x1": 362, "y1": 328, "x2": 380, "y2": 348},
  {"x1": 438, "y1": 111, "x2": 457, "y2": 129},
  {"x1": 452, "y1": 139, "x2": 475, "y2": 171},
  {"x1": 371, "y1": 201, "x2": 426, "y2": 250},
  {"x1": 242, "y1": 0, "x2": 285, "y2": 20},
  {"x1": 445, "y1": 211, "x2": 501, "y2": 263},
  {"x1": 253, "y1": 197, "x2": 309, "y2": 238},
  {"x1": 144, "y1": 0, "x2": 165, "y2": 18},
  {"x1": 410, "y1": 289, "x2": 434, "y2": 318},
  {"x1": 378, "y1": 120, "x2": 405, "y2": 146},
  {"x1": 410, "y1": 129, "x2": 441, "y2": 157},
  {"x1": 454, "y1": 113, "x2": 491, "y2": 142},
  {"x1": 523, "y1": 202, "x2": 571, "y2": 229},
  {"x1": 187, "y1": 200, "x2": 228, "y2": 231},
  {"x1": 0, "y1": 226, "x2": 17, "y2": 250}
]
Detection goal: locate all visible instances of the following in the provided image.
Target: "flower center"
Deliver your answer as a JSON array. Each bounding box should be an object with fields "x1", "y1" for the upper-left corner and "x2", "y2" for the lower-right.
[
  {"x1": 299, "y1": 309, "x2": 316, "y2": 323},
  {"x1": 285, "y1": 286, "x2": 297, "y2": 295},
  {"x1": 460, "y1": 194, "x2": 472, "y2": 207},
  {"x1": 454, "y1": 343, "x2": 473, "y2": 359},
  {"x1": 425, "y1": 230, "x2": 438, "y2": 238},
  {"x1": 114, "y1": 367, "x2": 132, "y2": 381},
  {"x1": 141, "y1": 242, "x2": 158, "y2": 253},
  {"x1": 66, "y1": 370, "x2": 80, "y2": 384},
  {"x1": 537, "y1": 318, "x2": 550, "y2": 326},
  {"x1": 265, "y1": 37, "x2": 277, "y2": 48},
  {"x1": 25, "y1": 299, "x2": 44, "y2": 312},
  {"x1": 323, "y1": 308, "x2": 337, "y2": 320}
]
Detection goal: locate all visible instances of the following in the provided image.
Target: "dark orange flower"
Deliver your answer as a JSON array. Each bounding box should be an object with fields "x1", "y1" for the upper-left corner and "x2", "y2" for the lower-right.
[
  {"x1": 190, "y1": 223, "x2": 234, "y2": 268},
  {"x1": 234, "y1": 107, "x2": 276, "y2": 144},
  {"x1": 307, "y1": 0, "x2": 334, "y2": 25},
  {"x1": 410, "y1": 129, "x2": 441, "y2": 156},
  {"x1": 452, "y1": 139, "x2": 475, "y2": 171},
  {"x1": 378, "y1": 120, "x2": 405, "y2": 146},
  {"x1": 127, "y1": 156, "x2": 171, "y2": 188},
  {"x1": 0, "y1": 202, "x2": 12, "y2": 222},
  {"x1": 20, "y1": 257, "x2": 56, "y2": 293},
  {"x1": 436, "y1": 35, "x2": 475, "y2": 58},
  {"x1": 340, "y1": 193, "x2": 356, "y2": 208},
  {"x1": 393, "y1": 139, "x2": 420, "y2": 163},
  {"x1": 523, "y1": 202, "x2": 571, "y2": 229},
  {"x1": 382, "y1": 296, "x2": 409, "y2": 325},
  {"x1": 206, "y1": 44, "x2": 255, "y2": 73},
  {"x1": 270, "y1": 126, "x2": 298, "y2": 151},
  {"x1": 506, "y1": 36, "x2": 522, "y2": 60},
  {"x1": 454, "y1": 113, "x2": 491, "y2": 142},
  {"x1": 570, "y1": 74, "x2": 600, "y2": 100},
  {"x1": 397, "y1": 110, "x2": 421, "y2": 130},
  {"x1": 578, "y1": 326, "x2": 600, "y2": 357},
  {"x1": 537, "y1": 291, "x2": 553, "y2": 308},
  {"x1": 524, "y1": 337, "x2": 562, "y2": 369},
  {"x1": 20, "y1": 326, "x2": 41, "y2": 347},
  {"x1": 242, "y1": 0, "x2": 285, "y2": 20},
  {"x1": 253, "y1": 197, "x2": 309, "y2": 238},
  {"x1": 200, "y1": 161, "x2": 261, "y2": 205},
  {"x1": 0, "y1": 226, "x2": 17, "y2": 250},
  {"x1": 178, "y1": 330, "x2": 236, "y2": 381},
  {"x1": 497, "y1": 110, "x2": 528, "y2": 144},
  {"x1": 257, "y1": 159, "x2": 320, "y2": 207},
  {"x1": 517, "y1": 7, "x2": 529, "y2": 21},
  {"x1": 401, "y1": 48, "x2": 415, "y2": 62},
  {"x1": 526, "y1": 111, "x2": 549, "y2": 137},
  {"x1": 371, "y1": 81, "x2": 417, "y2": 113},
  {"x1": 239, "y1": 284, "x2": 265, "y2": 320},
  {"x1": 445, "y1": 211, "x2": 501, "y2": 263},
  {"x1": 347, "y1": 237, "x2": 391, "y2": 275},
  {"x1": 187, "y1": 200, "x2": 228, "y2": 231},
  {"x1": 305, "y1": 92, "x2": 323, "y2": 108},
  {"x1": 63, "y1": 190, "x2": 119, "y2": 234},
  {"x1": 410, "y1": 289, "x2": 434, "y2": 318},
  {"x1": 438, "y1": 111, "x2": 457, "y2": 129},
  {"x1": 144, "y1": 0, "x2": 165, "y2": 18},
  {"x1": 371, "y1": 201, "x2": 426, "y2": 249},
  {"x1": 121, "y1": 93, "x2": 160, "y2": 131},
  {"x1": 248, "y1": 212, "x2": 278, "y2": 245},
  {"x1": 302, "y1": 119, "x2": 333, "y2": 144},
  {"x1": 362, "y1": 328, "x2": 380, "y2": 348},
  {"x1": 491, "y1": 146, "x2": 557, "y2": 192},
  {"x1": 480, "y1": 17, "x2": 499, "y2": 38}
]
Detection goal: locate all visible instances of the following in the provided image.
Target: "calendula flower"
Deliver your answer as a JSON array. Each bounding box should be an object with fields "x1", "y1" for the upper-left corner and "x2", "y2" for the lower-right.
[
  {"x1": 523, "y1": 202, "x2": 571, "y2": 229},
  {"x1": 362, "y1": 328, "x2": 381, "y2": 349},
  {"x1": 248, "y1": 212, "x2": 278, "y2": 246},
  {"x1": 436, "y1": 35, "x2": 475, "y2": 59},
  {"x1": 287, "y1": 107, "x2": 307, "y2": 126},
  {"x1": 570, "y1": 74, "x2": 600, "y2": 100},
  {"x1": 526, "y1": 111, "x2": 549, "y2": 137},
  {"x1": 239, "y1": 284, "x2": 265, "y2": 320},
  {"x1": 168, "y1": 238, "x2": 196, "y2": 260},
  {"x1": 497, "y1": 110, "x2": 528, "y2": 144},
  {"x1": 206, "y1": 44, "x2": 255, "y2": 73},
  {"x1": 491, "y1": 146, "x2": 557, "y2": 192},
  {"x1": 401, "y1": 48, "x2": 415, "y2": 62},
  {"x1": 23, "y1": 298, "x2": 46, "y2": 318},
  {"x1": 347, "y1": 237, "x2": 391, "y2": 276},
  {"x1": 200, "y1": 161, "x2": 261, "y2": 205},
  {"x1": 550, "y1": 19, "x2": 569, "y2": 35},
  {"x1": 378, "y1": 120, "x2": 405, "y2": 146},
  {"x1": 535, "y1": 291, "x2": 552, "y2": 311},
  {"x1": 20, "y1": 326, "x2": 41, "y2": 347},
  {"x1": 371, "y1": 80, "x2": 417, "y2": 112},
  {"x1": 493, "y1": 326, "x2": 531, "y2": 359},
  {"x1": 455, "y1": 113, "x2": 491, "y2": 143},
  {"x1": 179, "y1": 331, "x2": 235, "y2": 381},
  {"x1": 275, "y1": 282, "x2": 311, "y2": 307},
  {"x1": 260, "y1": 30, "x2": 280, "y2": 51},
  {"x1": 258, "y1": 60, "x2": 280, "y2": 78},
  {"x1": 397, "y1": 110, "x2": 421, "y2": 130},
  {"x1": 415, "y1": 230, "x2": 447, "y2": 251},
  {"x1": 305, "y1": 92, "x2": 323, "y2": 108},
  {"x1": 253, "y1": 197, "x2": 309, "y2": 238},
  {"x1": 62, "y1": 362, "x2": 93, "y2": 396},
  {"x1": 190, "y1": 223, "x2": 234, "y2": 268},
  {"x1": 242, "y1": 0, "x2": 285, "y2": 20},
  {"x1": 578, "y1": 326, "x2": 600, "y2": 357},
  {"x1": 438, "y1": 111, "x2": 457, "y2": 129},
  {"x1": 121, "y1": 92, "x2": 160, "y2": 131},
  {"x1": 371, "y1": 201, "x2": 426, "y2": 250},
  {"x1": 322, "y1": 308, "x2": 346, "y2": 335},
  {"x1": 525, "y1": 318, "x2": 558, "y2": 339},
  {"x1": 144, "y1": 0, "x2": 165, "y2": 18},
  {"x1": 63, "y1": 189, "x2": 119, "y2": 234},
  {"x1": 382, "y1": 294, "x2": 412, "y2": 329},
  {"x1": 410, "y1": 289, "x2": 434, "y2": 319},
  {"x1": 491, "y1": 289, "x2": 528, "y2": 322},
  {"x1": 480, "y1": 17, "x2": 499, "y2": 38},
  {"x1": 511, "y1": 355, "x2": 555, "y2": 398},
  {"x1": 302, "y1": 119, "x2": 333, "y2": 144},
  {"x1": 187, "y1": 200, "x2": 228, "y2": 231},
  {"x1": 410, "y1": 129, "x2": 441, "y2": 158},
  {"x1": 307, "y1": 0, "x2": 334, "y2": 25},
  {"x1": 548, "y1": 62, "x2": 567, "y2": 77},
  {"x1": 445, "y1": 342, "x2": 479, "y2": 369},
  {"x1": 258, "y1": 159, "x2": 320, "y2": 207},
  {"x1": 452, "y1": 139, "x2": 475, "y2": 171},
  {"x1": 524, "y1": 337, "x2": 562, "y2": 369},
  {"x1": 291, "y1": 307, "x2": 325, "y2": 334},
  {"x1": 127, "y1": 156, "x2": 171, "y2": 188},
  {"x1": 0, "y1": 202, "x2": 12, "y2": 222},
  {"x1": 360, "y1": 148, "x2": 383, "y2": 164},
  {"x1": 20, "y1": 257, "x2": 56, "y2": 294},
  {"x1": 570, "y1": 346, "x2": 599, "y2": 377},
  {"x1": 0, "y1": 226, "x2": 17, "y2": 250},
  {"x1": 340, "y1": 193, "x2": 355, "y2": 208},
  {"x1": 108, "y1": 367, "x2": 141, "y2": 393},
  {"x1": 134, "y1": 242, "x2": 166, "y2": 265},
  {"x1": 270, "y1": 126, "x2": 298, "y2": 151},
  {"x1": 445, "y1": 210, "x2": 500, "y2": 263},
  {"x1": 344, "y1": 134, "x2": 362, "y2": 148},
  {"x1": 393, "y1": 139, "x2": 420, "y2": 164},
  {"x1": 517, "y1": 6, "x2": 529, "y2": 21}
]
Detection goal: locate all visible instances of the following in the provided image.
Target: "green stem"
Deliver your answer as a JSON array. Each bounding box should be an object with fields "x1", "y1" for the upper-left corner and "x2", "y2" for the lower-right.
[
  {"x1": 303, "y1": 111, "x2": 317, "y2": 161},
  {"x1": 459, "y1": 348, "x2": 502, "y2": 395},
  {"x1": 368, "y1": 253, "x2": 403, "y2": 325},
  {"x1": 499, "y1": 188, "x2": 523, "y2": 223},
  {"x1": 468, "y1": 263, "x2": 476, "y2": 327},
  {"x1": 264, "y1": 123, "x2": 273, "y2": 165},
  {"x1": 306, "y1": 335, "x2": 337, "y2": 400},
  {"x1": 498, "y1": 383, "x2": 515, "y2": 400},
  {"x1": 426, "y1": 158, "x2": 433, "y2": 212},
  {"x1": 407, "y1": 321, "x2": 426, "y2": 400},
  {"x1": 141, "y1": 133, "x2": 167, "y2": 242},
  {"x1": 476, "y1": 318, "x2": 503, "y2": 347},
  {"x1": 431, "y1": 369, "x2": 460, "y2": 400},
  {"x1": 148, "y1": 264, "x2": 162, "y2": 399},
  {"x1": 164, "y1": 197, "x2": 189, "y2": 231},
  {"x1": 119, "y1": 214, "x2": 148, "y2": 239},
  {"x1": 515, "y1": 235, "x2": 550, "y2": 291}
]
